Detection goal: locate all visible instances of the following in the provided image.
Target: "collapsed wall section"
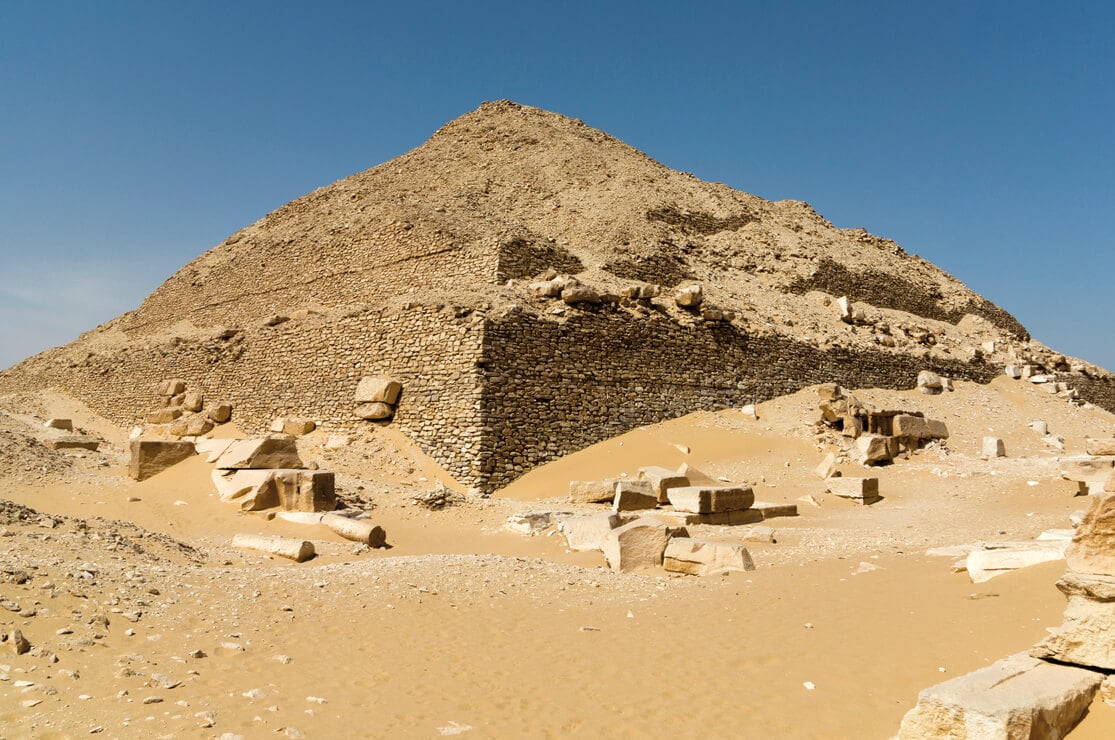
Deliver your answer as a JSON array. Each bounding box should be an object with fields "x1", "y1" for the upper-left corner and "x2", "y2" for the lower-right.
[{"x1": 472, "y1": 311, "x2": 1003, "y2": 492}]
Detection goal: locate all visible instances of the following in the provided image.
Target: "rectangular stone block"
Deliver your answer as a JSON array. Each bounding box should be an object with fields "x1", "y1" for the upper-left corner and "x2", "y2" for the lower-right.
[
  {"x1": 638, "y1": 466, "x2": 689, "y2": 503},
  {"x1": 1032, "y1": 572, "x2": 1115, "y2": 670},
  {"x1": 214, "y1": 437, "x2": 303, "y2": 470},
  {"x1": 892, "y1": 414, "x2": 932, "y2": 439},
  {"x1": 274, "y1": 470, "x2": 336, "y2": 512},
  {"x1": 128, "y1": 439, "x2": 196, "y2": 481},
  {"x1": 1066, "y1": 493, "x2": 1115, "y2": 577},
  {"x1": 43, "y1": 436, "x2": 99, "y2": 451},
  {"x1": 663, "y1": 537, "x2": 755, "y2": 576},
  {"x1": 751, "y1": 501, "x2": 799, "y2": 519},
  {"x1": 568, "y1": 479, "x2": 618, "y2": 504},
  {"x1": 897, "y1": 652, "x2": 1101, "y2": 739},
  {"x1": 1060, "y1": 457, "x2": 1115, "y2": 483},
  {"x1": 667, "y1": 485, "x2": 754, "y2": 514},
  {"x1": 826, "y1": 477, "x2": 880, "y2": 502},
  {"x1": 612, "y1": 480, "x2": 658, "y2": 511},
  {"x1": 355, "y1": 376, "x2": 402, "y2": 405},
  {"x1": 1086, "y1": 438, "x2": 1115, "y2": 456},
  {"x1": 559, "y1": 513, "x2": 622, "y2": 551}
]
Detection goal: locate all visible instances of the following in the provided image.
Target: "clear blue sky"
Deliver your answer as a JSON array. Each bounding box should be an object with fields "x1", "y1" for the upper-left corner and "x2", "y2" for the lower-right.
[{"x1": 2, "y1": 1, "x2": 1112, "y2": 371}]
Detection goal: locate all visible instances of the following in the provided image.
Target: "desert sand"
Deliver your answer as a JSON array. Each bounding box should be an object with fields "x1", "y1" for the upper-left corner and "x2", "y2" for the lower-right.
[{"x1": 3, "y1": 376, "x2": 1115, "y2": 738}]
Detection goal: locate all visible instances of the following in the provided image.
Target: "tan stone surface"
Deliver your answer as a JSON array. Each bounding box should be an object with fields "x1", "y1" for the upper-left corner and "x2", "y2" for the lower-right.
[
  {"x1": 1032, "y1": 573, "x2": 1115, "y2": 670},
  {"x1": 128, "y1": 439, "x2": 195, "y2": 481},
  {"x1": 1066, "y1": 493, "x2": 1115, "y2": 577},
  {"x1": 214, "y1": 437, "x2": 302, "y2": 470},
  {"x1": 663, "y1": 537, "x2": 755, "y2": 576}
]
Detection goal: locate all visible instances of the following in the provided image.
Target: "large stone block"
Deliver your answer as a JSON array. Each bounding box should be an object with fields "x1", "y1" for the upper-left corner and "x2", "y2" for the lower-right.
[
  {"x1": 275, "y1": 470, "x2": 336, "y2": 512},
  {"x1": 982, "y1": 437, "x2": 1006, "y2": 459},
  {"x1": 182, "y1": 390, "x2": 204, "y2": 412},
  {"x1": 1086, "y1": 438, "x2": 1115, "y2": 456},
  {"x1": 852, "y1": 434, "x2": 891, "y2": 465},
  {"x1": 354, "y1": 402, "x2": 394, "y2": 420},
  {"x1": 147, "y1": 408, "x2": 183, "y2": 424},
  {"x1": 601, "y1": 518, "x2": 684, "y2": 572},
  {"x1": 892, "y1": 415, "x2": 932, "y2": 439},
  {"x1": 663, "y1": 537, "x2": 755, "y2": 576},
  {"x1": 159, "y1": 379, "x2": 186, "y2": 396},
  {"x1": 638, "y1": 466, "x2": 689, "y2": 503},
  {"x1": 1066, "y1": 493, "x2": 1115, "y2": 577},
  {"x1": 128, "y1": 439, "x2": 196, "y2": 481},
  {"x1": 612, "y1": 480, "x2": 658, "y2": 511},
  {"x1": 568, "y1": 479, "x2": 618, "y2": 504},
  {"x1": 1032, "y1": 573, "x2": 1115, "y2": 670},
  {"x1": 666, "y1": 485, "x2": 754, "y2": 514},
  {"x1": 559, "y1": 513, "x2": 623, "y2": 551},
  {"x1": 44, "y1": 418, "x2": 72, "y2": 430},
  {"x1": 966, "y1": 544, "x2": 1067, "y2": 583},
  {"x1": 207, "y1": 402, "x2": 232, "y2": 424},
  {"x1": 826, "y1": 477, "x2": 880, "y2": 504},
  {"x1": 214, "y1": 437, "x2": 302, "y2": 470},
  {"x1": 211, "y1": 469, "x2": 273, "y2": 502},
  {"x1": 44, "y1": 436, "x2": 99, "y2": 451},
  {"x1": 897, "y1": 652, "x2": 1101, "y2": 739},
  {"x1": 355, "y1": 376, "x2": 402, "y2": 405}
]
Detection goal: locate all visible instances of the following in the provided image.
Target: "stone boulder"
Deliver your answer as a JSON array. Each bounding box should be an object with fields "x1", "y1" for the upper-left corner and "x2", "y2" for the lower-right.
[
  {"x1": 354, "y1": 402, "x2": 394, "y2": 420},
  {"x1": 182, "y1": 390, "x2": 204, "y2": 412},
  {"x1": 214, "y1": 437, "x2": 302, "y2": 470},
  {"x1": 674, "y1": 283, "x2": 703, "y2": 308},
  {"x1": 916, "y1": 370, "x2": 943, "y2": 395},
  {"x1": 159, "y1": 379, "x2": 186, "y2": 396},
  {"x1": 207, "y1": 402, "x2": 233, "y2": 424},
  {"x1": 663, "y1": 537, "x2": 755, "y2": 576},
  {"x1": 1066, "y1": 493, "x2": 1115, "y2": 577},
  {"x1": 128, "y1": 439, "x2": 196, "y2": 481},
  {"x1": 147, "y1": 408, "x2": 183, "y2": 424},
  {"x1": 897, "y1": 652, "x2": 1100, "y2": 739},
  {"x1": 44, "y1": 418, "x2": 72, "y2": 430},
  {"x1": 982, "y1": 437, "x2": 1006, "y2": 459},
  {"x1": 601, "y1": 518, "x2": 686, "y2": 572},
  {"x1": 355, "y1": 377, "x2": 402, "y2": 405},
  {"x1": 1031, "y1": 572, "x2": 1115, "y2": 670},
  {"x1": 851, "y1": 434, "x2": 891, "y2": 465}
]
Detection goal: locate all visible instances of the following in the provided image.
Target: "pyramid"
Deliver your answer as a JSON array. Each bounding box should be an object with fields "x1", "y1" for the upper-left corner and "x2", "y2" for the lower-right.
[{"x1": 3, "y1": 100, "x2": 1112, "y2": 493}]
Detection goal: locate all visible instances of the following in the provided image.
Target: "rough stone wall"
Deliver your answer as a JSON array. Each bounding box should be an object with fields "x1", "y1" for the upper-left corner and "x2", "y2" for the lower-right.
[
  {"x1": 1055, "y1": 373, "x2": 1115, "y2": 417},
  {"x1": 472, "y1": 310, "x2": 1004, "y2": 491}
]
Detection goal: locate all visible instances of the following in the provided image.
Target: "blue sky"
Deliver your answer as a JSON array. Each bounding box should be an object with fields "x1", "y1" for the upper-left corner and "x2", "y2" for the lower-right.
[{"x1": 1, "y1": 1, "x2": 1112, "y2": 371}]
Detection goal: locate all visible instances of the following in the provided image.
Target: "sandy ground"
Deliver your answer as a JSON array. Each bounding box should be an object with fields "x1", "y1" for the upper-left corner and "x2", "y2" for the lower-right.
[{"x1": 3, "y1": 377, "x2": 1115, "y2": 738}]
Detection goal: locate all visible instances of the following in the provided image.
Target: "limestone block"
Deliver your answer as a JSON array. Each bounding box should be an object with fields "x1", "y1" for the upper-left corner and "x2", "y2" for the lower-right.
[
  {"x1": 559, "y1": 513, "x2": 622, "y2": 551},
  {"x1": 354, "y1": 402, "x2": 394, "y2": 420},
  {"x1": 568, "y1": 479, "x2": 618, "y2": 504},
  {"x1": 44, "y1": 418, "x2": 72, "y2": 430},
  {"x1": 897, "y1": 652, "x2": 1101, "y2": 740},
  {"x1": 561, "y1": 285, "x2": 600, "y2": 304},
  {"x1": 355, "y1": 376, "x2": 402, "y2": 405},
  {"x1": 1029, "y1": 419, "x2": 1050, "y2": 436},
  {"x1": 128, "y1": 439, "x2": 195, "y2": 481},
  {"x1": 814, "y1": 452, "x2": 837, "y2": 479},
  {"x1": 925, "y1": 418, "x2": 950, "y2": 439},
  {"x1": 666, "y1": 485, "x2": 754, "y2": 514},
  {"x1": 214, "y1": 437, "x2": 302, "y2": 470},
  {"x1": 505, "y1": 512, "x2": 554, "y2": 535},
  {"x1": 837, "y1": 295, "x2": 853, "y2": 322},
  {"x1": 182, "y1": 391, "x2": 204, "y2": 412},
  {"x1": 852, "y1": 434, "x2": 891, "y2": 465},
  {"x1": 528, "y1": 279, "x2": 562, "y2": 298},
  {"x1": 1086, "y1": 438, "x2": 1115, "y2": 456},
  {"x1": 207, "y1": 402, "x2": 232, "y2": 424},
  {"x1": 147, "y1": 408, "x2": 183, "y2": 424},
  {"x1": 916, "y1": 370, "x2": 943, "y2": 394},
  {"x1": 169, "y1": 416, "x2": 214, "y2": 438},
  {"x1": 236, "y1": 475, "x2": 280, "y2": 511},
  {"x1": 159, "y1": 379, "x2": 186, "y2": 396},
  {"x1": 892, "y1": 415, "x2": 932, "y2": 439},
  {"x1": 982, "y1": 437, "x2": 1006, "y2": 459},
  {"x1": 663, "y1": 537, "x2": 755, "y2": 576},
  {"x1": 231, "y1": 534, "x2": 314, "y2": 563},
  {"x1": 1004, "y1": 364, "x2": 1023, "y2": 379},
  {"x1": 1066, "y1": 493, "x2": 1115, "y2": 577},
  {"x1": 1102, "y1": 675, "x2": 1115, "y2": 707},
  {"x1": 323, "y1": 514, "x2": 386, "y2": 548},
  {"x1": 195, "y1": 438, "x2": 234, "y2": 463},
  {"x1": 282, "y1": 418, "x2": 317, "y2": 436},
  {"x1": 1032, "y1": 573, "x2": 1115, "y2": 670},
  {"x1": 275, "y1": 470, "x2": 336, "y2": 512},
  {"x1": 43, "y1": 436, "x2": 100, "y2": 451},
  {"x1": 966, "y1": 545, "x2": 1067, "y2": 583},
  {"x1": 638, "y1": 466, "x2": 689, "y2": 503},
  {"x1": 612, "y1": 480, "x2": 658, "y2": 511},
  {"x1": 674, "y1": 283, "x2": 703, "y2": 307},
  {"x1": 211, "y1": 469, "x2": 273, "y2": 502},
  {"x1": 655, "y1": 509, "x2": 763, "y2": 526},
  {"x1": 601, "y1": 518, "x2": 681, "y2": 572},
  {"x1": 751, "y1": 501, "x2": 799, "y2": 519},
  {"x1": 826, "y1": 477, "x2": 880, "y2": 504}
]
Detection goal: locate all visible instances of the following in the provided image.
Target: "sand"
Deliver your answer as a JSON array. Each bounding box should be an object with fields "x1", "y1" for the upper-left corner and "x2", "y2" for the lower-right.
[{"x1": 3, "y1": 378, "x2": 1115, "y2": 738}]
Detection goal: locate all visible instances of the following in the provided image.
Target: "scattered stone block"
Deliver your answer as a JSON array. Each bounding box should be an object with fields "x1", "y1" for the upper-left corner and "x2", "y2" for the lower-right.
[
  {"x1": 826, "y1": 477, "x2": 880, "y2": 504},
  {"x1": 741, "y1": 525, "x2": 776, "y2": 543},
  {"x1": 897, "y1": 652, "x2": 1101, "y2": 740},
  {"x1": 272, "y1": 417, "x2": 316, "y2": 436},
  {"x1": 169, "y1": 416, "x2": 214, "y2": 438},
  {"x1": 638, "y1": 466, "x2": 689, "y2": 504},
  {"x1": 1029, "y1": 419, "x2": 1049, "y2": 436},
  {"x1": 559, "y1": 513, "x2": 622, "y2": 551},
  {"x1": 656, "y1": 509, "x2": 763, "y2": 527},
  {"x1": 925, "y1": 418, "x2": 949, "y2": 439},
  {"x1": 561, "y1": 285, "x2": 600, "y2": 304},
  {"x1": 916, "y1": 370, "x2": 943, "y2": 395},
  {"x1": 159, "y1": 379, "x2": 186, "y2": 396},
  {"x1": 982, "y1": 437, "x2": 1006, "y2": 459},
  {"x1": 44, "y1": 419, "x2": 72, "y2": 430},
  {"x1": 676, "y1": 463, "x2": 716, "y2": 484},
  {"x1": 663, "y1": 537, "x2": 755, "y2": 576},
  {"x1": 1086, "y1": 438, "x2": 1115, "y2": 456},
  {"x1": 1032, "y1": 572, "x2": 1115, "y2": 670},
  {"x1": 505, "y1": 511, "x2": 555, "y2": 535},
  {"x1": 211, "y1": 469, "x2": 274, "y2": 502},
  {"x1": 147, "y1": 408, "x2": 183, "y2": 424},
  {"x1": 666, "y1": 485, "x2": 754, "y2": 514},
  {"x1": 207, "y1": 402, "x2": 232, "y2": 424},
  {"x1": 751, "y1": 501, "x2": 798, "y2": 519},
  {"x1": 966, "y1": 544, "x2": 1067, "y2": 583},
  {"x1": 275, "y1": 470, "x2": 336, "y2": 512},
  {"x1": 322, "y1": 514, "x2": 386, "y2": 548},
  {"x1": 612, "y1": 480, "x2": 658, "y2": 511},
  {"x1": 1066, "y1": 493, "x2": 1115, "y2": 576},
  {"x1": 214, "y1": 437, "x2": 302, "y2": 470},
  {"x1": 814, "y1": 452, "x2": 837, "y2": 479},
  {"x1": 1004, "y1": 364, "x2": 1022, "y2": 379},
  {"x1": 43, "y1": 436, "x2": 99, "y2": 451},
  {"x1": 195, "y1": 438, "x2": 235, "y2": 463},
  {"x1": 601, "y1": 518, "x2": 685, "y2": 572},
  {"x1": 231, "y1": 534, "x2": 314, "y2": 563},
  {"x1": 568, "y1": 479, "x2": 618, "y2": 504},
  {"x1": 674, "y1": 283, "x2": 703, "y2": 308},
  {"x1": 1059, "y1": 457, "x2": 1114, "y2": 483},
  {"x1": 355, "y1": 377, "x2": 402, "y2": 405},
  {"x1": 851, "y1": 434, "x2": 891, "y2": 465},
  {"x1": 354, "y1": 402, "x2": 394, "y2": 420},
  {"x1": 182, "y1": 391, "x2": 204, "y2": 412},
  {"x1": 275, "y1": 512, "x2": 324, "y2": 525},
  {"x1": 128, "y1": 439, "x2": 196, "y2": 481}
]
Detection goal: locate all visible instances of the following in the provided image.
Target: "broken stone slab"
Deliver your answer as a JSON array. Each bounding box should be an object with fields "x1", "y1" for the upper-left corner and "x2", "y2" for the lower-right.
[
  {"x1": 195, "y1": 439, "x2": 235, "y2": 463},
  {"x1": 354, "y1": 377, "x2": 402, "y2": 405},
  {"x1": 851, "y1": 434, "x2": 891, "y2": 465},
  {"x1": 1032, "y1": 572, "x2": 1115, "y2": 670},
  {"x1": 741, "y1": 525, "x2": 776, "y2": 543},
  {"x1": 655, "y1": 509, "x2": 763, "y2": 527},
  {"x1": 559, "y1": 513, "x2": 623, "y2": 551},
  {"x1": 231, "y1": 534, "x2": 314, "y2": 563},
  {"x1": 1059, "y1": 457, "x2": 1115, "y2": 483},
  {"x1": 916, "y1": 370, "x2": 943, "y2": 395},
  {"x1": 43, "y1": 436, "x2": 99, "y2": 451},
  {"x1": 212, "y1": 469, "x2": 273, "y2": 502},
  {"x1": 159, "y1": 379, "x2": 186, "y2": 396},
  {"x1": 663, "y1": 537, "x2": 755, "y2": 576},
  {"x1": 666, "y1": 485, "x2": 754, "y2": 514},
  {"x1": 637, "y1": 466, "x2": 689, "y2": 504},
  {"x1": 674, "y1": 283, "x2": 703, "y2": 308},
  {"x1": 275, "y1": 512, "x2": 324, "y2": 525},
  {"x1": 147, "y1": 408, "x2": 183, "y2": 424},
  {"x1": 354, "y1": 402, "x2": 394, "y2": 421},
  {"x1": 207, "y1": 402, "x2": 232, "y2": 424},
  {"x1": 966, "y1": 543, "x2": 1068, "y2": 583},
  {"x1": 676, "y1": 463, "x2": 716, "y2": 484},
  {"x1": 896, "y1": 652, "x2": 1101, "y2": 740},
  {"x1": 1066, "y1": 492, "x2": 1115, "y2": 577},
  {"x1": 825, "y1": 477, "x2": 880, "y2": 504},
  {"x1": 182, "y1": 391, "x2": 204, "y2": 413},
  {"x1": 128, "y1": 439, "x2": 196, "y2": 481},
  {"x1": 1038, "y1": 529, "x2": 1075, "y2": 542},
  {"x1": 214, "y1": 437, "x2": 302, "y2": 470},
  {"x1": 1086, "y1": 438, "x2": 1115, "y2": 456},
  {"x1": 322, "y1": 514, "x2": 386, "y2": 548},
  {"x1": 505, "y1": 512, "x2": 555, "y2": 535},
  {"x1": 568, "y1": 479, "x2": 619, "y2": 504},
  {"x1": 814, "y1": 452, "x2": 837, "y2": 479},
  {"x1": 982, "y1": 437, "x2": 1006, "y2": 459},
  {"x1": 612, "y1": 480, "x2": 658, "y2": 511},
  {"x1": 751, "y1": 501, "x2": 799, "y2": 519},
  {"x1": 44, "y1": 419, "x2": 72, "y2": 430},
  {"x1": 601, "y1": 517, "x2": 687, "y2": 572},
  {"x1": 892, "y1": 415, "x2": 948, "y2": 440}
]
